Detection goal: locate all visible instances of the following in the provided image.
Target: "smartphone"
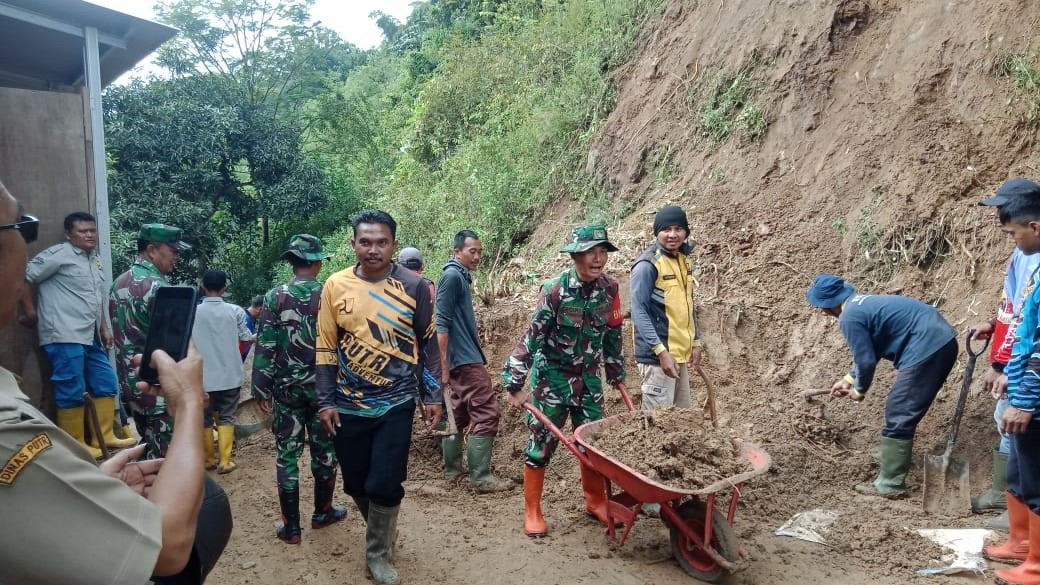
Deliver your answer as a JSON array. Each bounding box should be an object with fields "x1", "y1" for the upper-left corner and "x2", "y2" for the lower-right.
[{"x1": 137, "y1": 286, "x2": 199, "y2": 386}]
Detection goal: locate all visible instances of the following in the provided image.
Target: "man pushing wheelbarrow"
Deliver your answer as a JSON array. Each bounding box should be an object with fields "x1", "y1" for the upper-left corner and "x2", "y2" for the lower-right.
[{"x1": 501, "y1": 224, "x2": 627, "y2": 537}]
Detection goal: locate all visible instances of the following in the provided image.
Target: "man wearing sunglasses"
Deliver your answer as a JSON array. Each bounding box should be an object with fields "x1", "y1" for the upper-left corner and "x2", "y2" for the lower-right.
[
  {"x1": 0, "y1": 179, "x2": 230, "y2": 583},
  {"x1": 110, "y1": 223, "x2": 192, "y2": 459},
  {"x1": 19, "y1": 211, "x2": 136, "y2": 458}
]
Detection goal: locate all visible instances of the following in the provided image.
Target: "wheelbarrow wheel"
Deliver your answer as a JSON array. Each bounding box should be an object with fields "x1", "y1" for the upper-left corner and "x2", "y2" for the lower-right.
[{"x1": 669, "y1": 500, "x2": 738, "y2": 583}]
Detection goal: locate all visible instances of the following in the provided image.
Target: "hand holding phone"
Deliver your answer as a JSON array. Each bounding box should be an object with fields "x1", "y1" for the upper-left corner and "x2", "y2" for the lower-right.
[
  {"x1": 134, "y1": 344, "x2": 205, "y2": 420},
  {"x1": 138, "y1": 286, "x2": 199, "y2": 386}
]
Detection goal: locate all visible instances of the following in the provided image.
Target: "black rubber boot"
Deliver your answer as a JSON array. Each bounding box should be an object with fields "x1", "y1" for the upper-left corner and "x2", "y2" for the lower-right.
[
  {"x1": 312, "y1": 476, "x2": 348, "y2": 529},
  {"x1": 276, "y1": 488, "x2": 302, "y2": 544}
]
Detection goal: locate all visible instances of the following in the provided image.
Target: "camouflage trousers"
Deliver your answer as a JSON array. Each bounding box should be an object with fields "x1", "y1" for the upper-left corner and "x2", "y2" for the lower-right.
[
  {"x1": 130, "y1": 409, "x2": 172, "y2": 460},
  {"x1": 525, "y1": 382, "x2": 604, "y2": 467},
  {"x1": 273, "y1": 384, "x2": 338, "y2": 492}
]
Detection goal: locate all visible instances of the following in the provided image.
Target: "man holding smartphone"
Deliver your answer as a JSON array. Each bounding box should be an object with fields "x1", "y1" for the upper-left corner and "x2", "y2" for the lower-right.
[
  {"x1": 0, "y1": 179, "x2": 230, "y2": 583},
  {"x1": 110, "y1": 223, "x2": 191, "y2": 459}
]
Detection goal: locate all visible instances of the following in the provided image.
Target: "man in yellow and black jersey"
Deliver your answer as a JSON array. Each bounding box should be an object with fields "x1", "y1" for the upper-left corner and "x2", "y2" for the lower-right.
[
  {"x1": 630, "y1": 205, "x2": 704, "y2": 410},
  {"x1": 316, "y1": 209, "x2": 442, "y2": 585}
]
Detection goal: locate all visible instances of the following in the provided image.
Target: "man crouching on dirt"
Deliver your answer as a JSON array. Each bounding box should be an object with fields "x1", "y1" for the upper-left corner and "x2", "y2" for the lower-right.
[
  {"x1": 807, "y1": 274, "x2": 958, "y2": 499},
  {"x1": 316, "y1": 210, "x2": 442, "y2": 585},
  {"x1": 502, "y1": 224, "x2": 627, "y2": 537},
  {"x1": 982, "y1": 195, "x2": 1040, "y2": 585}
]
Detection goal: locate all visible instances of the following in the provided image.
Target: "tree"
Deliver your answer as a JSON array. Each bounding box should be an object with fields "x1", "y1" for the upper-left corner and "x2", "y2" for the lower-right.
[{"x1": 104, "y1": 75, "x2": 331, "y2": 294}]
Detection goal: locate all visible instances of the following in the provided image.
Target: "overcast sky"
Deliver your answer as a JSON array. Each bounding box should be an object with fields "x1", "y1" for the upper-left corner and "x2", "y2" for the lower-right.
[{"x1": 86, "y1": 0, "x2": 417, "y2": 49}]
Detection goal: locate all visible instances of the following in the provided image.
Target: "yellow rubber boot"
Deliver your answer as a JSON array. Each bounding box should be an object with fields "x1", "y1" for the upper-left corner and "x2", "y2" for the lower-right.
[
  {"x1": 56, "y1": 407, "x2": 103, "y2": 459},
  {"x1": 202, "y1": 427, "x2": 217, "y2": 471},
  {"x1": 91, "y1": 396, "x2": 137, "y2": 449},
  {"x1": 216, "y1": 425, "x2": 237, "y2": 474}
]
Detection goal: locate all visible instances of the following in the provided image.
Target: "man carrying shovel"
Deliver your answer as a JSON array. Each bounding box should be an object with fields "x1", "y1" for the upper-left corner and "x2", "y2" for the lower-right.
[{"x1": 807, "y1": 274, "x2": 958, "y2": 499}]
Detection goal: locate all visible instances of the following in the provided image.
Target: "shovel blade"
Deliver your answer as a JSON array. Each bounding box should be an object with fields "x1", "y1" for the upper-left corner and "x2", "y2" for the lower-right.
[{"x1": 922, "y1": 454, "x2": 971, "y2": 515}]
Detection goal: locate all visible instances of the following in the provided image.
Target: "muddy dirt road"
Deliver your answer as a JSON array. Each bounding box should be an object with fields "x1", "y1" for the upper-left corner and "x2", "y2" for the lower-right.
[{"x1": 206, "y1": 420, "x2": 1001, "y2": 585}]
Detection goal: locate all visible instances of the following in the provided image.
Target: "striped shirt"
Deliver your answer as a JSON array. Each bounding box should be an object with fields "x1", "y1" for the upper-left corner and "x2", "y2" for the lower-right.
[{"x1": 1004, "y1": 266, "x2": 1040, "y2": 412}]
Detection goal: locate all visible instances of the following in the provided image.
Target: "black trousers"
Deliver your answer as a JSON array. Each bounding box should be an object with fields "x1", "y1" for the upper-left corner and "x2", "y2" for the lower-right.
[
  {"x1": 1008, "y1": 417, "x2": 1040, "y2": 511},
  {"x1": 882, "y1": 338, "x2": 958, "y2": 439},
  {"x1": 332, "y1": 400, "x2": 415, "y2": 508}
]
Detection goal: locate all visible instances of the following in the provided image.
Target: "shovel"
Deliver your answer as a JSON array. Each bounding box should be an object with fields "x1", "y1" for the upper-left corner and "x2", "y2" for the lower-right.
[{"x1": 922, "y1": 330, "x2": 989, "y2": 515}]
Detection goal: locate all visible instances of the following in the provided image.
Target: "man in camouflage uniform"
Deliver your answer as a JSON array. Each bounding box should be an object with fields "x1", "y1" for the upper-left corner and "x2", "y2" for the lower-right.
[
  {"x1": 109, "y1": 224, "x2": 191, "y2": 459},
  {"x1": 252, "y1": 234, "x2": 346, "y2": 545},
  {"x1": 502, "y1": 224, "x2": 627, "y2": 537}
]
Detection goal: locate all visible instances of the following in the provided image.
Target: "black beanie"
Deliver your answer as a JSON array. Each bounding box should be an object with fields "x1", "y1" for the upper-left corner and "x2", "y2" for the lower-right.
[{"x1": 653, "y1": 205, "x2": 689, "y2": 235}]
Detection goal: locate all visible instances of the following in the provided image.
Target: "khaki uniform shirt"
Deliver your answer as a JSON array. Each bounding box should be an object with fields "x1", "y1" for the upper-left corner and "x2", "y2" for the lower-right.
[
  {"x1": 0, "y1": 367, "x2": 162, "y2": 584},
  {"x1": 25, "y1": 242, "x2": 107, "y2": 346}
]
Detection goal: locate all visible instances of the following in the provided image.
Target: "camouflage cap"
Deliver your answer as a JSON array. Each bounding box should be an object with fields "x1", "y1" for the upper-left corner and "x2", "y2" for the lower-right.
[
  {"x1": 560, "y1": 224, "x2": 619, "y2": 253},
  {"x1": 282, "y1": 233, "x2": 330, "y2": 262},
  {"x1": 139, "y1": 223, "x2": 191, "y2": 251}
]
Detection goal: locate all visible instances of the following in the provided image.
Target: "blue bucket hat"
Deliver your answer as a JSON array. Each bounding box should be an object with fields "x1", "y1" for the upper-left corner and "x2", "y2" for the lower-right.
[{"x1": 806, "y1": 274, "x2": 855, "y2": 308}]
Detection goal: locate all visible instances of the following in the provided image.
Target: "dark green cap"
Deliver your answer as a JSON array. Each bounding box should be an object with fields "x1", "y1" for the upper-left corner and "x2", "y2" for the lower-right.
[
  {"x1": 560, "y1": 224, "x2": 618, "y2": 253},
  {"x1": 282, "y1": 234, "x2": 330, "y2": 261},
  {"x1": 139, "y1": 223, "x2": 191, "y2": 251}
]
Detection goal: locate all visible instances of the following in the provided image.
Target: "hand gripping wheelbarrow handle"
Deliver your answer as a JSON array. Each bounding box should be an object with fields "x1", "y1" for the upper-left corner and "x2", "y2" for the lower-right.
[
  {"x1": 521, "y1": 384, "x2": 636, "y2": 466},
  {"x1": 523, "y1": 402, "x2": 591, "y2": 465}
]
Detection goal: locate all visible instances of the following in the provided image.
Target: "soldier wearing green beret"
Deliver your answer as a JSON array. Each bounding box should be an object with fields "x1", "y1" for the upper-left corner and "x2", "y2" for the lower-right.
[
  {"x1": 252, "y1": 234, "x2": 347, "y2": 544},
  {"x1": 109, "y1": 223, "x2": 191, "y2": 459},
  {"x1": 502, "y1": 224, "x2": 627, "y2": 537}
]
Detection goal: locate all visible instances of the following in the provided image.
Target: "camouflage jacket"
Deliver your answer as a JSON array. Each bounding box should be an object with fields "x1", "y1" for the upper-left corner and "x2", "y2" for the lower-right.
[
  {"x1": 109, "y1": 258, "x2": 168, "y2": 412},
  {"x1": 251, "y1": 276, "x2": 322, "y2": 401},
  {"x1": 502, "y1": 267, "x2": 625, "y2": 397}
]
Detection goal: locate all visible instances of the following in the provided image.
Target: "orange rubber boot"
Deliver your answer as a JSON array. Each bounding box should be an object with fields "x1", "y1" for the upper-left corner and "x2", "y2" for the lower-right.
[
  {"x1": 986, "y1": 494, "x2": 1031, "y2": 565},
  {"x1": 995, "y1": 505, "x2": 1040, "y2": 585},
  {"x1": 523, "y1": 466, "x2": 548, "y2": 537},
  {"x1": 580, "y1": 464, "x2": 610, "y2": 525}
]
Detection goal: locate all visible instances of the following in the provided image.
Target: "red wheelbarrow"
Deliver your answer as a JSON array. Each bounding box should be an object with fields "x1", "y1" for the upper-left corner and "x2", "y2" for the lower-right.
[{"x1": 525, "y1": 398, "x2": 771, "y2": 583}]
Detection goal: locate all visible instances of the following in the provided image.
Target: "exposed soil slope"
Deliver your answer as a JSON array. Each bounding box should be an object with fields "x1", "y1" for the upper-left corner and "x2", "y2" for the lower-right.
[{"x1": 209, "y1": 1, "x2": 1040, "y2": 583}]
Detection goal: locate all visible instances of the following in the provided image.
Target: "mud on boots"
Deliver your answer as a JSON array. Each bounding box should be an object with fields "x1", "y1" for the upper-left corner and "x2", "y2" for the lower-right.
[
  {"x1": 523, "y1": 465, "x2": 548, "y2": 537},
  {"x1": 276, "y1": 488, "x2": 302, "y2": 544},
  {"x1": 202, "y1": 426, "x2": 216, "y2": 471},
  {"x1": 216, "y1": 424, "x2": 237, "y2": 474},
  {"x1": 580, "y1": 464, "x2": 612, "y2": 525},
  {"x1": 974, "y1": 450, "x2": 1010, "y2": 512},
  {"x1": 855, "y1": 437, "x2": 912, "y2": 499},
  {"x1": 312, "y1": 475, "x2": 348, "y2": 529},
  {"x1": 985, "y1": 494, "x2": 1031, "y2": 565},
  {"x1": 994, "y1": 502, "x2": 1040, "y2": 585},
  {"x1": 366, "y1": 503, "x2": 401, "y2": 585},
  {"x1": 441, "y1": 432, "x2": 464, "y2": 481},
  {"x1": 467, "y1": 436, "x2": 514, "y2": 493}
]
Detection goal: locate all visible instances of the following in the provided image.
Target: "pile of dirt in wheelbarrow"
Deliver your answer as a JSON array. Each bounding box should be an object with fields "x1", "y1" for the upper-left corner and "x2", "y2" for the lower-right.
[{"x1": 585, "y1": 407, "x2": 751, "y2": 490}]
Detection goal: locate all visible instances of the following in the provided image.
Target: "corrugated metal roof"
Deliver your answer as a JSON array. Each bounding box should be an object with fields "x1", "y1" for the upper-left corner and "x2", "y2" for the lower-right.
[{"x1": 0, "y1": 0, "x2": 176, "y2": 91}]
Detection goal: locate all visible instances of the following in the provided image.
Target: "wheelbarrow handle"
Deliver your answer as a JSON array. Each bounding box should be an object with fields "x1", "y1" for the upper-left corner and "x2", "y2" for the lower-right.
[
  {"x1": 618, "y1": 383, "x2": 635, "y2": 412},
  {"x1": 523, "y1": 402, "x2": 592, "y2": 466}
]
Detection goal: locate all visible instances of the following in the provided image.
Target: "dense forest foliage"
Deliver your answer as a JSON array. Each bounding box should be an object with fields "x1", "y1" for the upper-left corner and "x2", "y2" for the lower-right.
[{"x1": 103, "y1": 0, "x2": 667, "y2": 300}]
